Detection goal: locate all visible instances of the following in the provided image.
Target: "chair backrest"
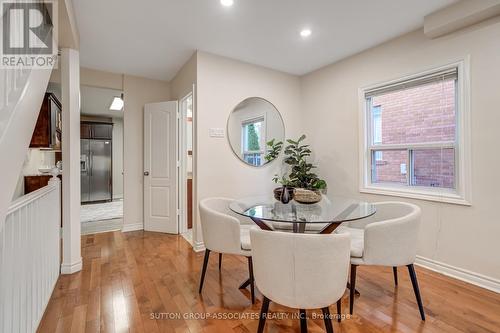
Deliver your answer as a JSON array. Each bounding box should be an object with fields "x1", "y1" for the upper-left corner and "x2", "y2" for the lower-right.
[
  {"x1": 250, "y1": 228, "x2": 350, "y2": 309},
  {"x1": 362, "y1": 202, "x2": 421, "y2": 266},
  {"x1": 199, "y1": 197, "x2": 243, "y2": 254}
]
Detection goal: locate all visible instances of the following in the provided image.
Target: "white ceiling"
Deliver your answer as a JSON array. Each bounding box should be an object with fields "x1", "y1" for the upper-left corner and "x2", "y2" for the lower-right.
[
  {"x1": 73, "y1": 0, "x2": 456, "y2": 81},
  {"x1": 81, "y1": 86, "x2": 123, "y2": 118}
]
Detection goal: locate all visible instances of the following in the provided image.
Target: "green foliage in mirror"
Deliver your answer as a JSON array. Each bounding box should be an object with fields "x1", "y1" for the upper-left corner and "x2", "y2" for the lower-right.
[
  {"x1": 246, "y1": 123, "x2": 261, "y2": 151},
  {"x1": 264, "y1": 139, "x2": 283, "y2": 162}
]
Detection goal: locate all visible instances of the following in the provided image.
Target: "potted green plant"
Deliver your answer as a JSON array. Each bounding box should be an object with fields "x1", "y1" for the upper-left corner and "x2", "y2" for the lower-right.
[{"x1": 273, "y1": 135, "x2": 327, "y2": 204}]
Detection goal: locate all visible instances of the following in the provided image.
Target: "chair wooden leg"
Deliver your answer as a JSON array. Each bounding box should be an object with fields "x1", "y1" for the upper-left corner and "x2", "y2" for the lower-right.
[
  {"x1": 407, "y1": 264, "x2": 425, "y2": 321},
  {"x1": 336, "y1": 299, "x2": 342, "y2": 322},
  {"x1": 299, "y1": 309, "x2": 307, "y2": 333},
  {"x1": 322, "y1": 307, "x2": 334, "y2": 333},
  {"x1": 219, "y1": 253, "x2": 222, "y2": 271},
  {"x1": 239, "y1": 278, "x2": 250, "y2": 289},
  {"x1": 349, "y1": 264, "x2": 357, "y2": 315},
  {"x1": 393, "y1": 266, "x2": 398, "y2": 286},
  {"x1": 248, "y1": 257, "x2": 255, "y2": 304},
  {"x1": 257, "y1": 296, "x2": 270, "y2": 333},
  {"x1": 198, "y1": 249, "x2": 210, "y2": 294}
]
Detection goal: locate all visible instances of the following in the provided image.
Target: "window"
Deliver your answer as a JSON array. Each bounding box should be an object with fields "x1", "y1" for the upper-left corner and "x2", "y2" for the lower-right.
[
  {"x1": 360, "y1": 62, "x2": 471, "y2": 205},
  {"x1": 242, "y1": 117, "x2": 265, "y2": 166},
  {"x1": 372, "y1": 106, "x2": 383, "y2": 161}
]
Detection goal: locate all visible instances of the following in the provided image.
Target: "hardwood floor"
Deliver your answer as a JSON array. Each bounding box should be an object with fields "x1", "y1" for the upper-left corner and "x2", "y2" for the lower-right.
[{"x1": 38, "y1": 231, "x2": 500, "y2": 333}]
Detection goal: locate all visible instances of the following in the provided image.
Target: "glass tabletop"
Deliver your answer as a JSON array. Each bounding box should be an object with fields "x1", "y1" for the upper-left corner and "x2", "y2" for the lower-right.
[{"x1": 229, "y1": 194, "x2": 376, "y2": 224}]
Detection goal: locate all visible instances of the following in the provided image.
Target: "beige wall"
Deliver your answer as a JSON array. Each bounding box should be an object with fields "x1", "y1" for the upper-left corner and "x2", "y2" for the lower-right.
[
  {"x1": 195, "y1": 51, "x2": 302, "y2": 247},
  {"x1": 170, "y1": 52, "x2": 197, "y2": 100},
  {"x1": 301, "y1": 19, "x2": 500, "y2": 282},
  {"x1": 122, "y1": 75, "x2": 170, "y2": 228},
  {"x1": 50, "y1": 67, "x2": 123, "y2": 90}
]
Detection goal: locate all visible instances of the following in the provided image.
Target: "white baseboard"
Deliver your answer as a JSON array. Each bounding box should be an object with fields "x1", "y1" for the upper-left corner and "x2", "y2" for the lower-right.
[
  {"x1": 121, "y1": 222, "x2": 143, "y2": 232},
  {"x1": 415, "y1": 255, "x2": 500, "y2": 294},
  {"x1": 81, "y1": 218, "x2": 123, "y2": 235},
  {"x1": 61, "y1": 258, "x2": 83, "y2": 275},
  {"x1": 193, "y1": 240, "x2": 205, "y2": 252}
]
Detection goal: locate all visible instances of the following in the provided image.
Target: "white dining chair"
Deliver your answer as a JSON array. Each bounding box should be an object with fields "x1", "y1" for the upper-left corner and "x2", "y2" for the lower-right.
[
  {"x1": 198, "y1": 197, "x2": 255, "y2": 303},
  {"x1": 335, "y1": 201, "x2": 425, "y2": 320},
  {"x1": 250, "y1": 228, "x2": 350, "y2": 333}
]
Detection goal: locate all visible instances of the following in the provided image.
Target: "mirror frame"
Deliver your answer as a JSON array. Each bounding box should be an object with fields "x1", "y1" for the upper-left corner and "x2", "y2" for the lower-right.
[{"x1": 226, "y1": 96, "x2": 285, "y2": 168}]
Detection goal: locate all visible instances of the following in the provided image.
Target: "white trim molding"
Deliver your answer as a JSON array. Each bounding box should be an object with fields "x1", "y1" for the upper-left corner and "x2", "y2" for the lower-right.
[
  {"x1": 122, "y1": 222, "x2": 144, "y2": 232},
  {"x1": 358, "y1": 58, "x2": 472, "y2": 205},
  {"x1": 61, "y1": 259, "x2": 83, "y2": 275},
  {"x1": 82, "y1": 218, "x2": 123, "y2": 235},
  {"x1": 416, "y1": 256, "x2": 500, "y2": 294},
  {"x1": 193, "y1": 240, "x2": 206, "y2": 252}
]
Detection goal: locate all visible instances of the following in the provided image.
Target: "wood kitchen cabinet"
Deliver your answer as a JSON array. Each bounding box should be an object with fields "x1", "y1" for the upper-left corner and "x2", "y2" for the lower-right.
[
  {"x1": 80, "y1": 122, "x2": 113, "y2": 140},
  {"x1": 29, "y1": 93, "x2": 62, "y2": 149},
  {"x1": 80, "y1": 123, "x2": 92, "y2": 139},
  {"x1": 24, "y1": 175, "x2": 62, "y2": 194}
]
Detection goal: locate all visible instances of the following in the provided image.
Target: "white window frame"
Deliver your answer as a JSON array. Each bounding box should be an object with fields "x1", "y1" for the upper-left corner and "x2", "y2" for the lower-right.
[{"x1": 358, "y1": 59, "x2": 471, "y2": 205}]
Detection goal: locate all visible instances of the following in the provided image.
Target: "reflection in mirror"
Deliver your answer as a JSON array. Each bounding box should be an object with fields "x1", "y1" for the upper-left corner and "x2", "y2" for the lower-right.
[{"x1": 227, "y1": 97, "x2": 285, "y2": 167}]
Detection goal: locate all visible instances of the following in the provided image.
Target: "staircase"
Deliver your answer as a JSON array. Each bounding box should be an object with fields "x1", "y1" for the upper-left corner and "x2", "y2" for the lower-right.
[
  {"x1": 0, "y1": 11, "x2": 56, "y2": 231},
  {"x1": 0, "y1": 67, "x2": 54, "y2": 232}
]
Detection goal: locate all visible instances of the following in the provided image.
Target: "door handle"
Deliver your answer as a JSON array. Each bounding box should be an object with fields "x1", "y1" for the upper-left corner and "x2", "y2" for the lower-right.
[{"x1": 144, "y1": 171, "x2": 149, "y2": 176}]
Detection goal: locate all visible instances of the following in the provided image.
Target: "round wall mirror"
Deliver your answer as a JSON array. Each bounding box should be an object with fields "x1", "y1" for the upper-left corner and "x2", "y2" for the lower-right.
[{"x1": 227, "y1": 97, "x2": 285, "y2": 167}]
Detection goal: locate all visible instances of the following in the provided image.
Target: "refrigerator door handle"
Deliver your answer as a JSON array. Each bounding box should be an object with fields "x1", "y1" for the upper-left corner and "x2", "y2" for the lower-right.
[{"x1": 89, "y1": 152, "x2": 93, "y2": 176}]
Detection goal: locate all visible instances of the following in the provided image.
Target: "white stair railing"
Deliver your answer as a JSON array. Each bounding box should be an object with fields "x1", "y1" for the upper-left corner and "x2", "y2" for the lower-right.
[{"x1": 0, "y1": 175, "x2": 61, "y2": 333}]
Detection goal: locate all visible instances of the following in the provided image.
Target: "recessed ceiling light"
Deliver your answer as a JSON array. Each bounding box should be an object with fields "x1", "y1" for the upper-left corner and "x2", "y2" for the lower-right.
[
  {"x1": 220, "y1": 0, "x2": 234, "y2": 7},
  {"x1": 300, "y1": 28, "x2": 312, "y2": 38},
  {"x1": 109, "y1": 96, "x2": 124, "y2": 111}
]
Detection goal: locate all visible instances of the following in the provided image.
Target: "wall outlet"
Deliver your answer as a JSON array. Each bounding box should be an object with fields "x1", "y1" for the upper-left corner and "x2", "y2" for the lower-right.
[{"x1": 209, "y1": 128, "x2": 225, "y2": 138}]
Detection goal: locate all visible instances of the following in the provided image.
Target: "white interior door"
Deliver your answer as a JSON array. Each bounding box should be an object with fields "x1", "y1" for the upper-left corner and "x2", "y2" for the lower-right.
[{"x1": 144, "y1": 101, "x2": 178, "y2": 233}]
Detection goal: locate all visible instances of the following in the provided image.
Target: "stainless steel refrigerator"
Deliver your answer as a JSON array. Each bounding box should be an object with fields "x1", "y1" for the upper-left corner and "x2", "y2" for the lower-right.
[{"x1": 81, "y1": 139, "x2": 112, "y2": 203}]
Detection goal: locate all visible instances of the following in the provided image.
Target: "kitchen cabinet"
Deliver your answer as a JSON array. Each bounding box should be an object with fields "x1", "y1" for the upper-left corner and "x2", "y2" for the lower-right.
[
  {"x1": 24, "y1": 175, "x2": 62, "y2": 194},
  {"x1": 81, "y1": 122, "x2": 113, "y2": 140},
  {"x1": 80, "y1": 123, "x2": 92, "y2": 139},
  {"x1": 29, "y1": 93, "x2": 62, "y2": 150}
]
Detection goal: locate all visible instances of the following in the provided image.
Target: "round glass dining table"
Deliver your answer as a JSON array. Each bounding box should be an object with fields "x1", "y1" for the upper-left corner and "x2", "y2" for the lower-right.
[{"x1": 230, "y1": 194, "x2": 376, "y2": 233}]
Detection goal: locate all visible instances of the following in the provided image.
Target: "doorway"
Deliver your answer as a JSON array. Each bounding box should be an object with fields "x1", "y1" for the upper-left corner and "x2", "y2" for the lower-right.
[
  {"x1": 142, "y1": 94, "x2": 194, "y2": 238},
  {"x1": 79, "y1": 85, "x2": 124, "y2": 234},
  {"x1": 179, "y1": 93, "x2": 194, "y2": 243}
]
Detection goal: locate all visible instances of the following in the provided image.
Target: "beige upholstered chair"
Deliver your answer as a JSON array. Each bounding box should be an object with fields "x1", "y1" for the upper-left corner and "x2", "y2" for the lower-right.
[
  {"x1": 198, "y1": 197, "x2": 255, "y2": 303},
  {"x1": 336, "y1": 201, "x2": 425, "y2": 320},
  {"x1": 250, "y1": 228, "x2": 350, "y2": 333}
]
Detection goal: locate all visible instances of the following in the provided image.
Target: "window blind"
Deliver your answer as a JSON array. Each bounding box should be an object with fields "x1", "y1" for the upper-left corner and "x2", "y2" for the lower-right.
[{"x1": 365, "y1": 67, "x2": 458, "y2": 98}]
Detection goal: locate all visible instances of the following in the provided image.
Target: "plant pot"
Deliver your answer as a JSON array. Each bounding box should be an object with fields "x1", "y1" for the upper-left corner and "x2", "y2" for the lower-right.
[
  {"x1": 273, "y1": 187, "x2": 295, "y2": 203},
  {"x1": 293, "y1": 188, "x2": 322, "y2": 204}
]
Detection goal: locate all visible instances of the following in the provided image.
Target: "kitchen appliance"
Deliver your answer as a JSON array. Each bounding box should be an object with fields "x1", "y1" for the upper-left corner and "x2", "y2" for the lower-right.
[{"x1": 81, "y1": 138, "x2": 112, "y2": 203}]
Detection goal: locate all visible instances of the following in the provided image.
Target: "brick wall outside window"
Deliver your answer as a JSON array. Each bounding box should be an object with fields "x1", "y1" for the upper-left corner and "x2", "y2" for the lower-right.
[{"x1": 371, "y1": 79, "x2": 456, "y2": 188}]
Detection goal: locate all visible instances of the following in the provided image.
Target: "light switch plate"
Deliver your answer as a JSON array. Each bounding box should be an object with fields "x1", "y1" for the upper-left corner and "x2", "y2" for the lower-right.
[{"x1": 209, "y1": 128, "x2": 225, "y2": 138}]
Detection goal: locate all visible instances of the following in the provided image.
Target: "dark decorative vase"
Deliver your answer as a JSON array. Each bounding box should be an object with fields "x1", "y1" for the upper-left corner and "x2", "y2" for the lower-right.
[
  {"x1": 281, "y1": 186, "x2": 292, "y2": 204},
  {"x1": 273, "y1": 187, "x2": 295, "y2": 203}
]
